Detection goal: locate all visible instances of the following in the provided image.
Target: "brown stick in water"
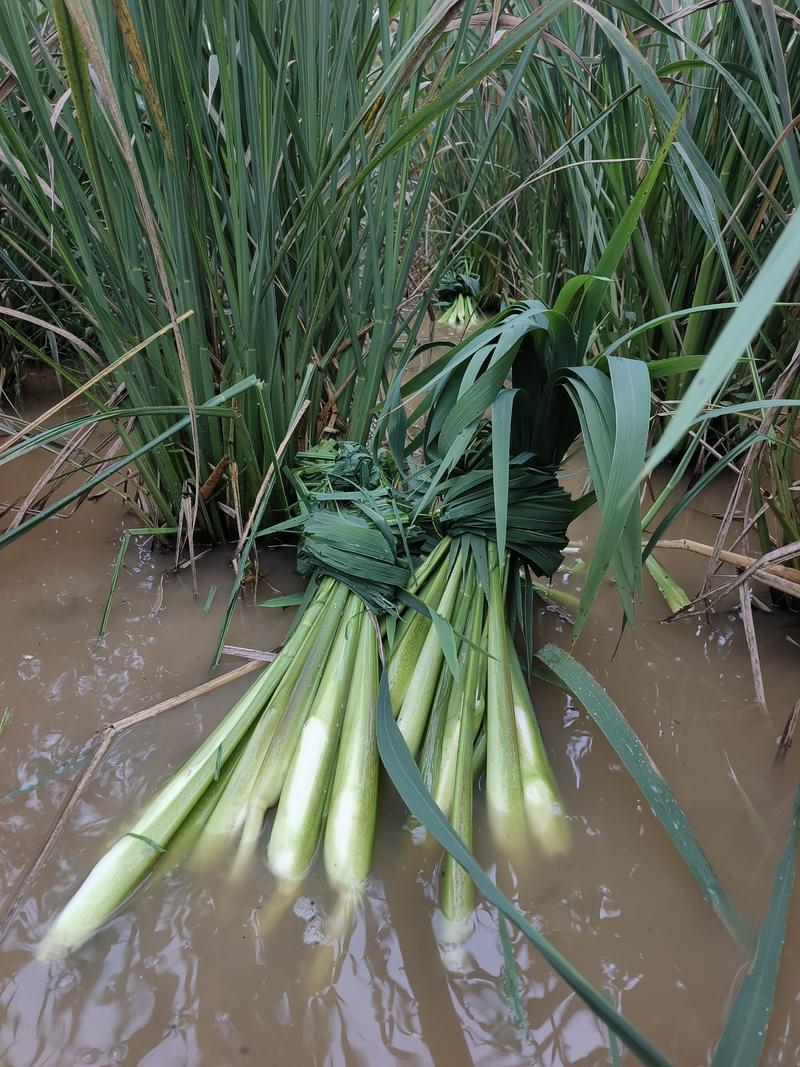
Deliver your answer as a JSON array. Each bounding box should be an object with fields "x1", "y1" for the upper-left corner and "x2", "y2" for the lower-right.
[{"x1": 656, "y1": 538, "x2": 800, "y2": 587}]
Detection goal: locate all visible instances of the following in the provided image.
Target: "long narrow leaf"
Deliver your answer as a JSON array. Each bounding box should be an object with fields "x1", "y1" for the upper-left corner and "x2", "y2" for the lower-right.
[
  {"x1": 0, "y1": 377, "x2": 259, "y2": 548},
  {"x1": 645, "y1": 210, "x2": 800, "y2": 474},
  {"x1": 710, "y1": 787, "x2": 800, "y2": 1066},
  {"x1": 566, "y1": 357, "x2": 650, "y2": 638},
  {"x1": 536, "y1": 644, "x2": 750, "y2": 948},
  {"x1": 491, "y1": 387, "x2": 518, "y2": 562}
]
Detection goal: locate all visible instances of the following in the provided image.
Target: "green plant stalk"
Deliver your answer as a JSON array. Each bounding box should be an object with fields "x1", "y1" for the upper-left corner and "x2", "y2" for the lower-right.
[
  {"x1": 406, "y1": 535, "x2": 452, "y2": 597},
  {"x1": 471, "y1": 727, "x2": 487, "y2": 780},
  {"x1": 679, "y1": 244, "x2": 721, "y2": 394},
  {"x1": 508, "y1": 645, "x2": 570, "y2": 857},
  {"x1": 644, "y1": 555, "x2": 691, "y2": 614},
  {"x1": 323, "y1": 609, "x2": 380, "y2": 889},
  {"x1": 267, "y1": 594, "x2": 361, "y2": 881},
  {"x1": 233, "y1": 581, "x2": 351, "y2": 871},
  {"x1": 440, "y1": 679, "x2": 476, "y2": 927},
  {"x1": 156, "y1": 729, "x2": 251, "y2": 873},
  {"x1": 474, "y1": 618, "x2": 489, "y2": 737},
  {"x1": 37, "y1": 637, "x2": 300, "y2": 960},
  {"x1": 396, "y1": 557, "x2": 463, "y2": 757},
  {"x1": 418, "y1": 659, "x2": 456, "y2": 796},
  {"x1": 530, "y1": 577, "x2": 580, "y2": 612},
  {"x1": 439, "y1": 578, "x2": 486, "y2": 928},
  {"x1": 429, "y1": 673, "x2": 466, "y2": 817},
  {"x1": 387, "y1": 548, "x2": 450, "y2": 658},
  {"x1": 485, "y1": 542, "x2": 527, "y2": 859},
  {"x1": 193, "y1": 710, "x2": 283, "y2": 863},
  {"x1": 432, "y1": 578, "x2": 484, "y2": 818},
  {"x1": 192, "y1": 578, "x2": 336, "y2": 859},
  {"x1": 388, "y1": 554, "x2": 450, "y2": 713}
]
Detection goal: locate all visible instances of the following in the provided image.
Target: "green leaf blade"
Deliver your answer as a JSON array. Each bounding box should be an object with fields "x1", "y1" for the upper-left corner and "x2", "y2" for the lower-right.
[
  {"x1": 536, "y1": 644, "x2": 751, "y2": 949},
  {"x1": 711, "y1": 787, "x2": 800, "y2": 1067}
]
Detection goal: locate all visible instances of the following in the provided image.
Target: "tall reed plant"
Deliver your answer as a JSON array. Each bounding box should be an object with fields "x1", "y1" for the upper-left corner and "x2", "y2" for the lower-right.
[
  {"x1": 426, "y1": 1, "x2": 799, "y2": 389},
  {"x1": 0, "y1": 0, "x2": 570, "y2": 541}
]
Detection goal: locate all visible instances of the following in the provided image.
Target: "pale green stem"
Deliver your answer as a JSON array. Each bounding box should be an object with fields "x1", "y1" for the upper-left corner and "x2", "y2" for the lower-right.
[
  {"x1": 530, "y1": 577, "x2": 580, "y2": 612},
  {"x1": 267, "y1": 594, "x2": 362, "y2": 881},
  {"x1": 156, "y1": 730, "x2": 249, "y2": 873},
  {"x1": 485, "y1": 542, "x2": 527, "y2": 859},
  {"x1": 192, "y1": 578, "x2": 336, "y2": 861},
  {"x1": 396, "y1": 554, "x2": 463, "y2": 757},
  {"x1": 508, "y1": 644, "x2": 570, "y2": 857},
  {"x1": 471, "y1": 728, "x2": 487, "y2": 779},
  {"x1": 232, "y1": 581, "x2": 351, "y2": 872},
  {"x1": 440, "y1": 676, "x2": 476, "y2": 927},
  {"x1": 405, "y1": 535, "x2": 451, "y2": 596},
  {"x1": 37, "y1": 585, "x2": 333, "y2": 959},
  {"x1": 432, "y1": 577, "x2": 484, "y2": 818},
  {"x1": 387, "y1": 554, "x2": 450, "y2": 712},
  {"x1": 418, "y1": 662, "x2": 455, "y2": 796},
  {"x1": 644, "y1": 554, "x2": 691, "y2": 614},
  {"x1": 323, "y1": 609, "x2": 380, "y2": 889}
]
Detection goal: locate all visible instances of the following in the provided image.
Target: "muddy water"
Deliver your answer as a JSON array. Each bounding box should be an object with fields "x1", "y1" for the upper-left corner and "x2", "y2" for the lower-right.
[{"x1": 1, "y1": 399, "x2": 799, "y2": 1066}]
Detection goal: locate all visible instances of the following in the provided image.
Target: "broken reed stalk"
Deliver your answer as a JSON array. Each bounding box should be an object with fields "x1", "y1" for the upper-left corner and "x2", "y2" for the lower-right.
[
  {"x1": 738, "y1": 582, "x2": 768, "y2": 712},
  {"x1": 656, "y1": 538, "x2": 800, "y2": 593},
  {"x1": 776, "y1": 698, "x2": 800, "y2": 765},
  {"x1": 698, "y1": 338, "x2": 800, "y2": 601}
]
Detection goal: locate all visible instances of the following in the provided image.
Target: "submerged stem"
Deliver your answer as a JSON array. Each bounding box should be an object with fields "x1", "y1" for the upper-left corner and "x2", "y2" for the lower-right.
[
  {"x1": 193, "y1": 578, "x2": 336, "y2": 863},
  {"x1": 485, "y1": 542, "x2": 527, "y2": 860},
  {"x1": 508, "y1": 643, "x2": 570, "y2": 857},
  {"x1": 37, "y1": 584, "x2": 336, "y2": 960}
]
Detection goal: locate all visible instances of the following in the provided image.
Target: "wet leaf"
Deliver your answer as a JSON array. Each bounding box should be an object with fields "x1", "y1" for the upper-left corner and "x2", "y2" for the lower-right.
[
  {"x1": 201, "y1": 585, "x2": 217, "y2": 616},
  {"x1": 498, "y1": 916, "x2": 529, "y2": 1036},
  {"x1": 124, "y1": 833, "x2": 166, "y2": 854},
  {"x1": 710, "y1": 786, "x2": 800, "y2": 1066},
  {"x1": 564, "y1": 358, "x2": 650, "y2": 638},
  {"x1": 536, "y1": 644, "x2": 751, "y2": 948},
  {"x1": 258, "y1": 593, "x2": 305, "y2": 609}
]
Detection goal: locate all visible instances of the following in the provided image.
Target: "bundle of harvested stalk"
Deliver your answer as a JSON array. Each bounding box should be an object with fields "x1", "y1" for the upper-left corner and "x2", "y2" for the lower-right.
[
  {"x1": 41, "y1": 292, "x2": 654, "y2": 960},
  {"x1": 437, "y1": 259, "x2": 481, "y2": 327},
  {"x1": 39, "y1": 442, "x2": 570, "y2": 959},
  {"x1": 401, "y1": 536, "x2": 570, "y2": 940}
]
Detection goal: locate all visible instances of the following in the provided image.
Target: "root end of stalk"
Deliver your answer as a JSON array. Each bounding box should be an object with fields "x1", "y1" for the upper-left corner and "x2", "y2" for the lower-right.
[
  {"x1": 37, "y1": 920, "x2": 87, "y2": 963},
  {"x1": 36, "y1": 938, "x2": 68, "y2": 963},
  {"x1": 434, "y1": 911, "x2": 475, "y2": 973}
]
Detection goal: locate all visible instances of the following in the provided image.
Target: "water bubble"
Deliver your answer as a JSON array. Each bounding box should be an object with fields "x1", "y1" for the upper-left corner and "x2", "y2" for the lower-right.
[
  {"x1": 54, "y1": 969, "x2": 78, "y2": 993},
  {"x1": 292, "y1": 896, "x2": 317, "y2": 922},
  {"x1": 301, "y1": 917, "x2": 326, "y2": 945}
]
